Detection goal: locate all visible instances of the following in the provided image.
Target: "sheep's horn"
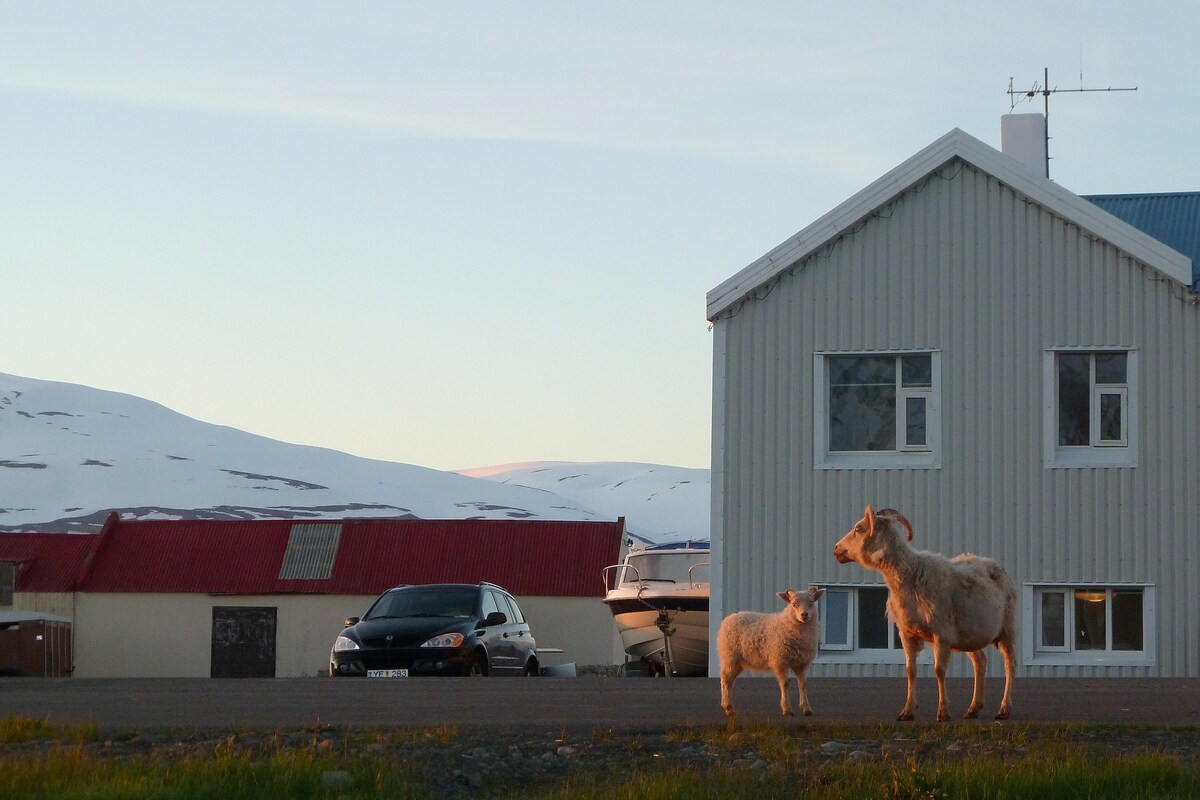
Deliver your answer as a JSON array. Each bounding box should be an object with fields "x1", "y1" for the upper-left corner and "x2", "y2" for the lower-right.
[{"x1": 898, "y1": 514, "x2": 914, "y2": 541}]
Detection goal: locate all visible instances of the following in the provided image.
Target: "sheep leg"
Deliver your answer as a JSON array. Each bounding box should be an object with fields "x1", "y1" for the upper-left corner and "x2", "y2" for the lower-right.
[
  {"x1": 773, "y1": 668, "x2": 794, "y2": 717},
  {"x1": 995, "y1": 637, "x2": 1016, "y2": 720},
  {"x1": 933, "y1": 641, "x2": 952, "y2": 722},
  {"x1": 795, "y1": 662, "x2": 813, "y2": 716},
  {"x1": 720, "y1": 661, "x2": 743, "y2": 717},
  {"x1": 965, "y1": 649, "x2": 987, "y2": 719},
  {"x1": 897, "y1": 634, "x2": 923, "y2": 721}
]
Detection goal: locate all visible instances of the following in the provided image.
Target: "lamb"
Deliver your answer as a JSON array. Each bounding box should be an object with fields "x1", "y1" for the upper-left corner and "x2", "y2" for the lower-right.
[
  {"x1": 833, "y1": 505, "x2": 1016, "y2": 722},
  {"x1": 718, "y1": 586, "x2": 825, "y2": 717}
]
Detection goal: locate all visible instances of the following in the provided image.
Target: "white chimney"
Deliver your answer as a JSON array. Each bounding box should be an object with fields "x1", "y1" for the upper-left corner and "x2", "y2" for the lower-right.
[{"x1": 1001, "y1": 113, "x2": 1048, "y2": 178}]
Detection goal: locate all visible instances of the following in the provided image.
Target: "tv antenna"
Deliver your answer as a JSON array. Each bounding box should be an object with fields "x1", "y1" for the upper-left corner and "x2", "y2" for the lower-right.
[{"x1": 1007, "y1": 66, "x2": 1137, "y2": 178}]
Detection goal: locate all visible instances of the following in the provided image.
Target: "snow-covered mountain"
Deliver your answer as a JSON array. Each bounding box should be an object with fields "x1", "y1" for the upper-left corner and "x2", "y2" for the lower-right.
[
  {"x1": 0, "y1": 373, "x2": 709, "y2": 543},
  {"x1": 462, "y1": 462, "x2": 709, "y2": 544}
]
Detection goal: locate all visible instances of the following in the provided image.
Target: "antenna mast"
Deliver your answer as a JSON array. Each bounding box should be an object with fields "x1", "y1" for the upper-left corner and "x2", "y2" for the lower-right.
[{"x1": 1006, "y1": 67, "x2": 1137, "y2": 178}]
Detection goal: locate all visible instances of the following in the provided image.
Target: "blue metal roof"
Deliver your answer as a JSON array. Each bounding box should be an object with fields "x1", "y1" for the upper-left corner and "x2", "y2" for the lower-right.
[{"x1": 1083, "y1": 192, "x2": 1200, "y2": 292}]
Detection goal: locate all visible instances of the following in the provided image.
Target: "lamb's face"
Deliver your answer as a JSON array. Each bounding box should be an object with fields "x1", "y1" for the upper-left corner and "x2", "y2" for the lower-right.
[{"x1": 778, "y1": 587, "x2": 825, "y2": 624}]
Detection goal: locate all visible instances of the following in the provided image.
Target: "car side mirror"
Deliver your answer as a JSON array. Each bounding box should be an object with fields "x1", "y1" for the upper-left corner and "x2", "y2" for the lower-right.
[
  {"x1": 344, "y1": 616, "x2": 360, "y2": 628},
  {"x1": 483, "y1": 611, "x2": 507, "y2": 627}
]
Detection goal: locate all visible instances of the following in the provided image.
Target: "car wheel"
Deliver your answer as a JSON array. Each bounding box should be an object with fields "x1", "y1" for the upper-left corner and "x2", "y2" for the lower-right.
[
  {"x1": 522, "y1": 658, "x2": 539, "y2": 677},
  {"x1": 465, "y1": 651, "x2": 486, "y2": 677}
]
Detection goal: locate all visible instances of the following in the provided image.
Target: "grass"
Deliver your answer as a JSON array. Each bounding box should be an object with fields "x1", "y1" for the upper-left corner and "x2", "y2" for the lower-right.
[{"x1": 1, "y1": 715, "x2": 1197, "y2": 799}]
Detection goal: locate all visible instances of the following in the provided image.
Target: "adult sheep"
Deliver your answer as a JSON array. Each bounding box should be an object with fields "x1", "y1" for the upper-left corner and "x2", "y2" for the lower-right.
[
  {"x1": 833, "y1": 505, "x2": 1016, "y2": 721},
  {"x1": 718, "y1": 587, "x2": 824, "y2": 718}
]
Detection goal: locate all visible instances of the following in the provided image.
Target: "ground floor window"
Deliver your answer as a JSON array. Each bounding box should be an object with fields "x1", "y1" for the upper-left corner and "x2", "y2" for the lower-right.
[
  {"x1": 1024, "y1": 585, "x2": 1155, "y2": 667},
  {"x1": 820, "y1": 586, "x2": 902, "y2": 658}
]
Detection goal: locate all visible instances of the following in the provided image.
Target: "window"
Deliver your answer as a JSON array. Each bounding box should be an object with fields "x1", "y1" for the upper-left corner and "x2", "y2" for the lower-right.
[
  {"x1": 820, "y1": 587, "x2": 903, "y2": 660},
  {"x1": 1026, "y1": 585, "x2": 1154, "y2": 666},
  {"x1": 1045, "y1": 349, "x2": 1136, "y2": 467},
  {"x1": 814, "y1": 352, "x2": 940, "y2": 469}
]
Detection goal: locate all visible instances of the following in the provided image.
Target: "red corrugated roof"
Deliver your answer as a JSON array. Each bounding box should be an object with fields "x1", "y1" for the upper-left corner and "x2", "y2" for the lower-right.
[
  {"x1": 75, "y1": 517, "x2": 624, "y2": 597},
  {"x1": 0, "y1": 532, "x2": 99, "y2": 591}
]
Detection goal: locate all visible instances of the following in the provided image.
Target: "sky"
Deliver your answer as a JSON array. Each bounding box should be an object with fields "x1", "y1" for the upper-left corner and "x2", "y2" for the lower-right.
[{"x1": 3, "y1": 2, "x2": 1198, "y2": 472}]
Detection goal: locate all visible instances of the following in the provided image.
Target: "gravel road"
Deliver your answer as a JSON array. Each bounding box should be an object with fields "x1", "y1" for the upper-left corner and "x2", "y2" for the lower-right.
[{"x1": 4, "y1": 676, "x2": 1200, "y2": 732}]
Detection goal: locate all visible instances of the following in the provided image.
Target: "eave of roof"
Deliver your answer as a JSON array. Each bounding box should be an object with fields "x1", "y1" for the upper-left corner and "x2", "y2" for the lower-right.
[{"x1": 706, "y1": 128, "x2": 1194, "y2": 320}]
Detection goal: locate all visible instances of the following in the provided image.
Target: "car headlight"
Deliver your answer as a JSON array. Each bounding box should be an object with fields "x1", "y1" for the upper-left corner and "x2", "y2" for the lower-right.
[
  {"x1": 333, "y1": 635, "x2": 360, "y2": 652},
  {"x1": 421, "y1": 632, "x2": 465, "y2": 648}
]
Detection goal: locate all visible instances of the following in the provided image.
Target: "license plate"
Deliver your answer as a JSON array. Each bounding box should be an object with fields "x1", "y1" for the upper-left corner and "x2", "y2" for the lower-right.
[{"x1": 367, "y1": 669, "x2": 409, "y2": 678}]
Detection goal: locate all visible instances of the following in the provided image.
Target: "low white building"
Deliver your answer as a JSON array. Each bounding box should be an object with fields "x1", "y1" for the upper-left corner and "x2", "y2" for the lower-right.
[{"x1": 1, "y1": 515, "x2": 627, "y2": 677}]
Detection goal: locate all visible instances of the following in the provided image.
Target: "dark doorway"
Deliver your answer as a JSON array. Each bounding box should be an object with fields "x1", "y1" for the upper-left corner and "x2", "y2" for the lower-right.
[{"x1": 211, "y1": 606, "x2": 277, "y2": 678}]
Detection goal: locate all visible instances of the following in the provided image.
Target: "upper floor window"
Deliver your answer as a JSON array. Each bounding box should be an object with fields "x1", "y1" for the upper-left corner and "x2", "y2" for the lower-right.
[
  {"x1": 814, "y1": 351, "x2": 941, "y2": 469},
  {"x1": 1044, "y1": 349, "x2": 1137, "y2": 467}
]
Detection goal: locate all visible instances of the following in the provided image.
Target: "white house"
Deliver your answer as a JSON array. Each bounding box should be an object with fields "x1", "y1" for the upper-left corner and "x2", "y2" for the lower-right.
[{"x1": 707, "y1": 121, "x2": 1200, "y2": 679}]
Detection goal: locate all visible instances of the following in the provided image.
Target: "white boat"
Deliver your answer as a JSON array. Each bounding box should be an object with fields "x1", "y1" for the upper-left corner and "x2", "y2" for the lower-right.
[{"x1": 602, "y1": 540, "x2": 710, "y2": 677}]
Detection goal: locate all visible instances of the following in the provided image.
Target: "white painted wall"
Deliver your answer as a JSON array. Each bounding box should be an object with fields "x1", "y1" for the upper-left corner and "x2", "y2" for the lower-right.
[{"x1": 71, "y1": 592, "x2": 622, "y2": 677}]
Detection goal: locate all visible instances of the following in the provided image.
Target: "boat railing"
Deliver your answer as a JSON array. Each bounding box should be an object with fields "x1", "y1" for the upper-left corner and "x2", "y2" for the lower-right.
[
  {"x1": 603, "y1": 562, "x2": 712, "y2": 591},
  {"x1": 602, "y1": 563, "x2": 641, "y2": 591}
]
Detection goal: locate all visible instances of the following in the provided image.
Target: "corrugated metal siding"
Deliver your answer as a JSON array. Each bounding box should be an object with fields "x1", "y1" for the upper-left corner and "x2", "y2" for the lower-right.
[
  {"x1": 0, "y1": 533, "x2": 99, "y2": 591},
  {"x1": 715, "y1": 159, "x2": 1200, "y2": 678},
  {"x1": 74, "y1": 518, "x2": 624, "y2": 597}
]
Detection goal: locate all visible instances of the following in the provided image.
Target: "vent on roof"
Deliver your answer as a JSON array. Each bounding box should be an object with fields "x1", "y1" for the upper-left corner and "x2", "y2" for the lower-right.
[{"x1": 278, "y1": 523, "x2": 342, "y2": 580}]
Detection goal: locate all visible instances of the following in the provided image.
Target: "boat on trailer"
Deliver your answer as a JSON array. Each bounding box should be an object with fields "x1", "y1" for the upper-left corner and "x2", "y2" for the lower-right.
[{"x1": 601, "y1": 540, "x2": 710, "y2": 677}]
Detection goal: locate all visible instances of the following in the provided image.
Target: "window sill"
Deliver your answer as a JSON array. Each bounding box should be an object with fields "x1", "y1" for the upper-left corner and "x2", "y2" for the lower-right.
[
  {"x1": 818, "y1": 452, "x2": 941, "y2": 471},
  {"x1": 1045, "y1": 448, "x2": 1136, "y2": 469},
  {"x1": 1023, "y1": 652, "x2": 1154, "y2": 668},
  {"x1": 817, "y1": 650, "x2": 932, "y2": 666}
]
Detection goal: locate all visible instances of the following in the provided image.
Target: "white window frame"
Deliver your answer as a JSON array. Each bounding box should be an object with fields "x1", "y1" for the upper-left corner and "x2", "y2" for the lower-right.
[
  {"x1": 1022, "y1": 583, "x2": 1156, "y2": 668},
  {"x1": 818, "y1": 585, "x2": 929, "y2": 666},
  {"x1": 813, "y1": 350, "x2": 942, "y2": 470},
  {"x1": 1043, "y1": 348, "x2": 1137, "y2": 468}
]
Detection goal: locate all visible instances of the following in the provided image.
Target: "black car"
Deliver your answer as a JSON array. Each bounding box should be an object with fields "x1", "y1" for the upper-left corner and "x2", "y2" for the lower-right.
[{"x1": 329, "y1": 582, "x2": 538, "y2": 677}]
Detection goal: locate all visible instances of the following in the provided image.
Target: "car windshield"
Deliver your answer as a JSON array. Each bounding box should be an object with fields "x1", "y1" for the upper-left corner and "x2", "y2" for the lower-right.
[{"x1": 366, "y1": 587, "x2": 477, "y2": 620}]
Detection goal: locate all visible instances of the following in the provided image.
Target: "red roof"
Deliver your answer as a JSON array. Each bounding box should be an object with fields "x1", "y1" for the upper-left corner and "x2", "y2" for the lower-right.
[
  {"x1": 72, "y1": 516, "x2": 624, "y2": 597},
  {"x1": 0, "y1": 532, "x2": 99, "y2": 591}
]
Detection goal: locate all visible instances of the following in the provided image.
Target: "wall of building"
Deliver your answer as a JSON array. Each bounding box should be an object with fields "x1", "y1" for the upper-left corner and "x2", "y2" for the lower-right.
[
  {"x1": 11, "y1": 591, "x2": 74, "y2": 620},
  {"x1": 711, "y1": 159, "x2": 1200, "y2": 678},
  {"x1": 72, "y1": 592, "x2": 621, "y2": 677}
]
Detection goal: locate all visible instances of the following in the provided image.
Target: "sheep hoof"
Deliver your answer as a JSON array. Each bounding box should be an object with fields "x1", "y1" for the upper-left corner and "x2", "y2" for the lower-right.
[
  {"x1": 937, "y1": 712, "x2": 950, "y2": 722},
  {"x1": 803, "y1": 709, "x2": 813, "y2": 717},
  {"x1": 897, "y1": 712, "x2": 914, "y2": 722},
  {"x1": 964, "y1": 709, "x2": 980, "y2": 719},
  {"x1": 782, "y1": 710, "x2": 794, "y2": 717},
  {"x1": 995, "y1": 709, "x2": 1011, "y2": 721}
]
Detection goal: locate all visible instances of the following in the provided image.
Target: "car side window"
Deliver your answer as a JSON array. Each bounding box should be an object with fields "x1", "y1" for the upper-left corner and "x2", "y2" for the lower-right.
[
  {"x1": 501, "y1": 594, "x2": 525, "y2": 625},
  {"x1": 481, "y1": 590, "x2": 502, "y2": 618}
]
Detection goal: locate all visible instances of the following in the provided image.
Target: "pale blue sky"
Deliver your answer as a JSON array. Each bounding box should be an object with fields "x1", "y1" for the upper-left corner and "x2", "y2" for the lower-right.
[{"x1": 3, "y1": 2, "x2": 1197, "y2": 471}]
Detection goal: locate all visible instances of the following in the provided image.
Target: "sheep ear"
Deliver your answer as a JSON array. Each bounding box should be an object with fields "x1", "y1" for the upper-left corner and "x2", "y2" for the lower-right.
[
  {"x1": 864, "y1": 504, "x2": 875, "y2": 532},
  {"x1": 777, "y1": 590, "x2": 792, "y2": 604},
  {"x1": 898, "y1": 513, "x2": 914, "y2": 541},
  {"x1": 811, "y1": 587, "x2": 826, "y2": 601}
]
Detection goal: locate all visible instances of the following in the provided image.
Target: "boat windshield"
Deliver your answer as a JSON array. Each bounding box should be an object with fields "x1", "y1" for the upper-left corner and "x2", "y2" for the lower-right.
[{"x1": 624, "y1": 552, "x2": 710, "y2": 586}]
